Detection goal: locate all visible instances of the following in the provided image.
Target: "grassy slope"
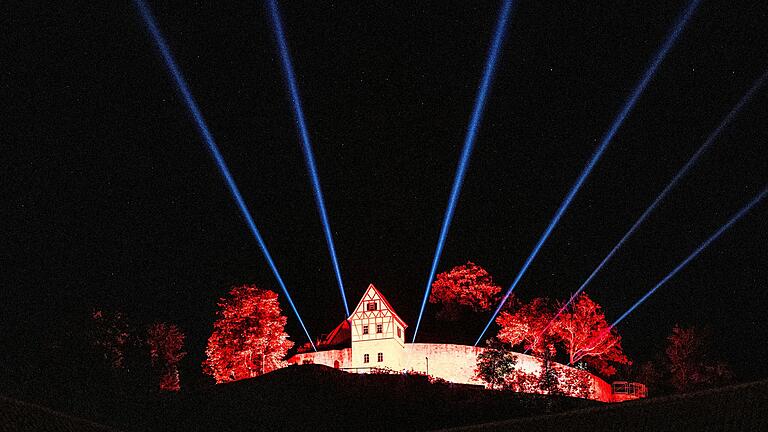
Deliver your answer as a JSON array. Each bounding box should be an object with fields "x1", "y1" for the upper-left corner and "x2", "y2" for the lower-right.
[
  {"x1": 0, "y1": 396, "x2": 119, "y2": 432},
  {"x1": 439, "y1": 379, "x2": 768, "y2": 432},
  {"x1": 157, "y1": 365, "x2": 598, "y2": 431}
]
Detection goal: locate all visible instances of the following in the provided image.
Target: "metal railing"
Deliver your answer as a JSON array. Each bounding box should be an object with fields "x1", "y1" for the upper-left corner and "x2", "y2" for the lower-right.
[
  {"x1": 340, "y1": 366, "x2": 399, "y2": 374},
  {"x1": 612, "y1": 381, "x2": 648, "y2": 398}
]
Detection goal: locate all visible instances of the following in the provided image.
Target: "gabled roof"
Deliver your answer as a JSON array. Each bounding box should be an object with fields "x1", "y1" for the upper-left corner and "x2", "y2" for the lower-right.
[
  {"x1": 349, "y1": 283, "x2": 408, "y2": 328},
  {"x1": 317, "y1": 319, "x2": 351, "y2": 348}
]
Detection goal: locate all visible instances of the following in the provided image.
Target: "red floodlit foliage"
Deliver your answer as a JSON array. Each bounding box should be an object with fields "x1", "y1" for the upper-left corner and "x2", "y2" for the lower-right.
[
  {"x1": 495, "y1": 297, "x2": 556, "y2": 356},
  {"x1": 666, "y1": 325, "x2": 703, "y2": 393},
  {"x1": 429, "y1": 262, "x2": 501, "y2": 320},
  {"x1": 91, "y1": 310, "x2": 131, "y2": 369},
  {"x1": 665, "y1": 325, "x2": 733, "y2": 393},
  {"x1": 475, "y1": 338, "x2": 518, "y2": 389},
  {"x1": 475, "y1": 339, "x2": 594, "y2": 399},
  {"x1": 504, "y1": 370, "x2": 540, "y2": 394},
  {"x1": 559, "y1": 366, "x2": 594, "y2": 399},
  {"x1": 506, "y1": 364, "x2": 592, "y2": 399},
  {"x1": 552, "y1": 294, "x2": 629, "y2": 376},
  {"x1": 203, "y1": 285, "x2": 294, "y2": 384},
  {"x1": 635, "y1": 360, "x2": 662, "y2": 393},
  {"x1": 147, "y1": 322, "x2": 186, "y2": 392}
]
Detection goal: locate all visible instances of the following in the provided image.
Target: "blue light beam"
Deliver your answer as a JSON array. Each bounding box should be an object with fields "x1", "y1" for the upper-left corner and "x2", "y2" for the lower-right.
[
  {"x1": 475, "y1": 0, "x2": 702, "y2": 346},
  {"x1": 565, "y1": 187, "x2": 768, "y2": 362},
  {"x1": 609, "y1": 186, "x2": 767, "y2": 330},
  {"x1": 573, "y1": 187, "x2": 767, "y2": 359},
  {"x1": 532, "y1": 68, "x2": 768, "y2": 351},
  {"x1": 132, "y1": 0, "x2": 316, "y2": 351},
  {"x1": 266, "y1": 0, "x2": 350, "y2": 317},
  {"x1": 412, "y1": 0, "x2": 516, "y2": 342}
]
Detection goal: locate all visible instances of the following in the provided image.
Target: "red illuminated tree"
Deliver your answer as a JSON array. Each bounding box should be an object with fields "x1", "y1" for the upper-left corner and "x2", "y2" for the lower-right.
[
  {"x1": 635, "y1": 360, "x2": 663, "y2": 394},
  {"x1": 147, "y1": 322, "x2": 186, "y2": 392},
  {"x1": 91, "y1": 309, "x2": 131, "y2": 369},
  {"x1": 203, "y1": 285, "x2": 294, "y2": 384},
  {"x1": 429, "y1": 262, "x2": 501, "y2": 320},
  {"x1": 475, "y1": 338, "x2": 518, "y2": 389},
  {"x1": 665, "y1": 325, "x2": 733, "y2": 393},
  {"x1": 495, "y1": 297, "x2": 556, "y2": 356},
  {"x1": 552, "y1": 293, "x2": 629, "y2": 376},
  {"x1": 538, "y1": 349, "x2": 560, "y2": 394}
]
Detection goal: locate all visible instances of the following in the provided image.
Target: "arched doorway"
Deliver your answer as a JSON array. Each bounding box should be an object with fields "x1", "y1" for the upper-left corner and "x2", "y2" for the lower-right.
[{"x1": 334, "y1": 360, "x2": 340, "y2": 369}]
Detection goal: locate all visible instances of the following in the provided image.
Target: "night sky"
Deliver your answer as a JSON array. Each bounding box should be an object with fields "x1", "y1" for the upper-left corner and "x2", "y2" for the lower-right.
[{"x1": 4, "y1": 1, "x2": 767, "y2": 382}]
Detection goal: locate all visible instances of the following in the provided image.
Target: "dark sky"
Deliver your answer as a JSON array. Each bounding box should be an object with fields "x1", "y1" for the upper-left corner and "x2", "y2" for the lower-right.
[{"x1": 4, "y1": 1, "x2": 767, "y2": 381}]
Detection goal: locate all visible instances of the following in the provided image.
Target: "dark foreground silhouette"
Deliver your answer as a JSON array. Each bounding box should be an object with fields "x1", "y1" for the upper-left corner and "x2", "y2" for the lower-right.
[
  {"x1": 160, "y1": 365, "x2": 596, "y2": 431},
  {"x1": 440, "y1": 378, "x2": 768, "y2": 432},
  {"x1": 4, "y1": 365, "x2": 765, "y2": 431}
]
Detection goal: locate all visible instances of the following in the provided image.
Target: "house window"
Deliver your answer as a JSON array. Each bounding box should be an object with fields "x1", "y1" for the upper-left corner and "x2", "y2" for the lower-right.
[
  {"x1": 376, "y1": 324, "x2": 383, "y2": 333},
  {"x1": 397, "y1": 327, "x2": 402, "y2": 338},
  {"x1": 367, "y1": 302, "x2": 377, "y2": 311},
  {"x1": 363, "y1": 325, "x2": 369, "y2": 335},
  {"x1": 364, "y1": 354, "x2": 370, "y2": 363},
  {"x1": 377, "y1": 353, "x2": 383, "y2": 362}
]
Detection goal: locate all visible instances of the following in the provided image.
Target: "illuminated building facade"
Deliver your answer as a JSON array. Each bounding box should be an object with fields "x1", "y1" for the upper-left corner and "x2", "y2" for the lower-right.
[{"x1": 287, "y1": 284, "x2": 645, "y2": 403}]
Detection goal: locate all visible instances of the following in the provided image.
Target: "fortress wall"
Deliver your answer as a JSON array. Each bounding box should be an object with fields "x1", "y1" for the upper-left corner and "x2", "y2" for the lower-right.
[
  {"x1": 403, "y1": 343, "x2": 547, "y2": 386},
  {"x1": 287, "y1": 343, "x2": 614, "y2": 402},
  {"x1": 404, "y1": 343, "x2": 613, "y2": 402},
  {"x1": 404, "y1": 343, "x2": 485, "y2": 385},
  {"x1": 287, "y1": 348, "x2": 351, "y2": 369}
]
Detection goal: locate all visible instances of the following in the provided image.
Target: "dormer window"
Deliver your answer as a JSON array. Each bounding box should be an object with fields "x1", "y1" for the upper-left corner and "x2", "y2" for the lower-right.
[{"x1": 367, "y1": 302, "x2": 377, "y2": 311}]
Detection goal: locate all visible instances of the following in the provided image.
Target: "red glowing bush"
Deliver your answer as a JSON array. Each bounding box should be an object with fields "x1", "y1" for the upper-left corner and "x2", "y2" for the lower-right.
[
  {"x1": 429, "y1": 262, "x2": 501, "y2": 320},
  {"x1": 475, "y1": 338, "x2": 594, "y2": 399},
  {"x1": 147, "y1": 322, "x2": 186, "y2": 392},
  {"x1": 504, "y1": 370, "x2": 540, "y2": 394},
  {"x1": 203, "y1": 285, "x2": 294, "y2": 384},
  {"x1": 558, "y1": 366, "x2": 594, "y2": 399},
  {"x1": 475, "y1": 338, "x2": 518, "y2": 389}
]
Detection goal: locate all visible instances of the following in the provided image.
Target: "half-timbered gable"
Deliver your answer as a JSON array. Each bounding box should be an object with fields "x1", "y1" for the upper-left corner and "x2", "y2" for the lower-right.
[
  {"x1": 348, "y1": 284, "x2": 408, "y2": 369},
  {"x1": 349, "y1": 284, "x2": 407, "y2": 344}
]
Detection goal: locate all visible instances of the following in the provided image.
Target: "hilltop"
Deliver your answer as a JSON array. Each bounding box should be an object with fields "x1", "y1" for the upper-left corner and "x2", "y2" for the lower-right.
[
  {"x1": 5, "y1": 366, "x2": 767, "y2": 431},
  {"x1": 154, "y1": 365, "x2": 596, "y2": 431}
]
